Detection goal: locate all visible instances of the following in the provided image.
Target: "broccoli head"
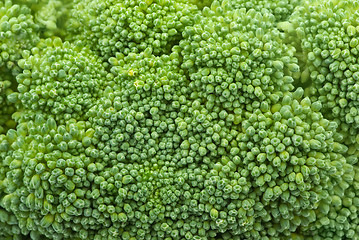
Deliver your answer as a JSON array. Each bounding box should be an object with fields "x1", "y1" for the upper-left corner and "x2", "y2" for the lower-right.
[{"x1": 1, "y1": 0, "x2": 359, "y2": 240}]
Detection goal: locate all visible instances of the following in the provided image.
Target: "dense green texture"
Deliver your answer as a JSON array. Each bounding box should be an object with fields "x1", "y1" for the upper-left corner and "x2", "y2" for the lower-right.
[{"x1": 1, "y1": 0, "x2": 359, "y2": 239}]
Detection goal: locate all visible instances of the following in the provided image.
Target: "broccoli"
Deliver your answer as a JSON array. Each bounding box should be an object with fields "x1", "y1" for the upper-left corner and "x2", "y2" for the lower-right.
[
  {"x1": 279, "y1": 0, "x2": 359, "y2": 144},
  {"x1": 1, "y1": 0, "x2": 359, "y2": 239},
  {"x1": 65, "y1": 0, "x2": 200, "y2": 58}
]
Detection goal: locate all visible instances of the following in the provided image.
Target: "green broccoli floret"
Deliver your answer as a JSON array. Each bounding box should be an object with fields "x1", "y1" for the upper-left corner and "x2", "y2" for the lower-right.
[
  {"x1": 0, "y1": 0, "x2": 40, "y2": 69},
  {"x1": 0, "y1": 208, "x2": 24, "y2": 240},
  {"x1": 66, "y1": 0, "x2": 201, "y2": 58},
  {"x1": 0, "y1": 132, "x2": 24, "y2": 240},
  {"x1": 179, "y1": 1, "x2": 299, "y2": 113},
  {"x1": 185, "y1": 0, "x2": 213, "y2": 9},
  {"x1": 1, "y1": 0, "x2": 359, "y2": 239},
  {"x1": 219, "y1": 0, "x2": 303, "y2": 22},
  {"x1": 0, "y1": 0, "x2": 41, "y2": 144},
  {"x1": 13, "y1": 0, "x2": 73, "y2": 37},
  {"x1": 280, "y1": 0, "x2": 359, "y2": 143},
  {"x1": 196, "y1": 89, "x2": 352, "y2": 239},
  {"x1": 0, "y1": 70, "x2": 18, "y2": 134},
  {"x1": 15, "y1": 38, "x2": 108, "y2": 124}
]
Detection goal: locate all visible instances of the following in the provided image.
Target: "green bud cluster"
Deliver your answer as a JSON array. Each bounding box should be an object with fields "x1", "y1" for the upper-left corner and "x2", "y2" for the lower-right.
[
  {"x1": 0, "y1": 0, "x2": 40, "y2": 69},
  {"x1": 0, "y1": 134, "x2": 24, "y2": 240},
  {"x1": 179, "y1": 1, "x2": 299, "y2": 113},
  {"x1": 15, "y1": 38, "x2": 108, "y2": 125},
  {"x1": 1, "y1": 0, "x2": 359, "y2": 239},
  {"x1": 66, "y1": 0, "x2": 201, "y2": 59},
  {"x1": 0, "y1": 70, "x2": 17, "y2": 134},
  {"x1": 196, "y1": 90, "x2": 352, "y2": 238},
  {"x1": 14, "y1": 0, "x2": 72, "y2": 37},
  {"x1": 220, "y1": 0, "x2": 303, "y2": 22},
  {"x1": 281, "y1": 0, "x2": 359, "y2": 141}
]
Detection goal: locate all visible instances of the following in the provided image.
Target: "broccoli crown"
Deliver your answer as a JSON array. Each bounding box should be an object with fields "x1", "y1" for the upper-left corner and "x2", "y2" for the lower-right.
[
  {"x1": 0, "y1": 69, "x2": 17, "y2": 134},
  {"x1": 0, "y1": 0, "x2": 39, "y2": 68},
  {"x1": 1, "y1": 0, "x2": 359, "y2": 240},
  {"x1": 179, "y1": 3, "x2": 299, "y2": 110},
  {"x1": 15, "y1": 38, "x2": 107, "y2": 123},
  {"x1": 220, "y1": 0, "x2": 303, "y2": 22},
  {"x1": 281, "y1": 0, "x2": 359, "y2": 142},
  {"x1": 66, "y1": 0, "x2": 200, "y2": 58}
]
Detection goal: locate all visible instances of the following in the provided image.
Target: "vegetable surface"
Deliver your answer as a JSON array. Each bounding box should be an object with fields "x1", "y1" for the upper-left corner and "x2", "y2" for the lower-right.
[{"x1": 1, "y1": 0, "x2": 359, "y2": 239}]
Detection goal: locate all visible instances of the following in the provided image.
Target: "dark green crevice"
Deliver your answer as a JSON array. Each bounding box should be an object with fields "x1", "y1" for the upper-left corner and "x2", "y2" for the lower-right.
[{"x1": 0, "y1": 67, "x2": 19, "y2": 134}]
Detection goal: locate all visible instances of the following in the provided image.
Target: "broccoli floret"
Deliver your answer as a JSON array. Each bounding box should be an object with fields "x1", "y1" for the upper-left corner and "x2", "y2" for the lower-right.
[
  {"x1": 0, "y1": 208, "x2": 24, "y2": 240},
  {"x1": 280, "y1": 0, "x2": 359, "y2": 143},
  {"x1": 0, "y1": 132, "x2": 26, "y2": 240},
  {"x1": 179, "y1": 1, "x2": 299, "y2": 113},
  {"x1": 66, "y1": 0, "x2": 201, "y2": 58},
  {"x1": 220, "y1": 0, "x2": 303, "y2": 22},
  {"x1": 1, "y1": 0, "x2": 359, "y2": 239},
  {"x1": 15, "y1": 38, "x2": 108, "y2": 124},
  {"x1": 0, "y1": 70, "x2": 18, "y2": 134},
  {"x1": 13, "y1": 0, "x2": 73, "y2": 37},
  {"x1": 0, "y1": 0, "x2": 40, "y2": 68}
]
